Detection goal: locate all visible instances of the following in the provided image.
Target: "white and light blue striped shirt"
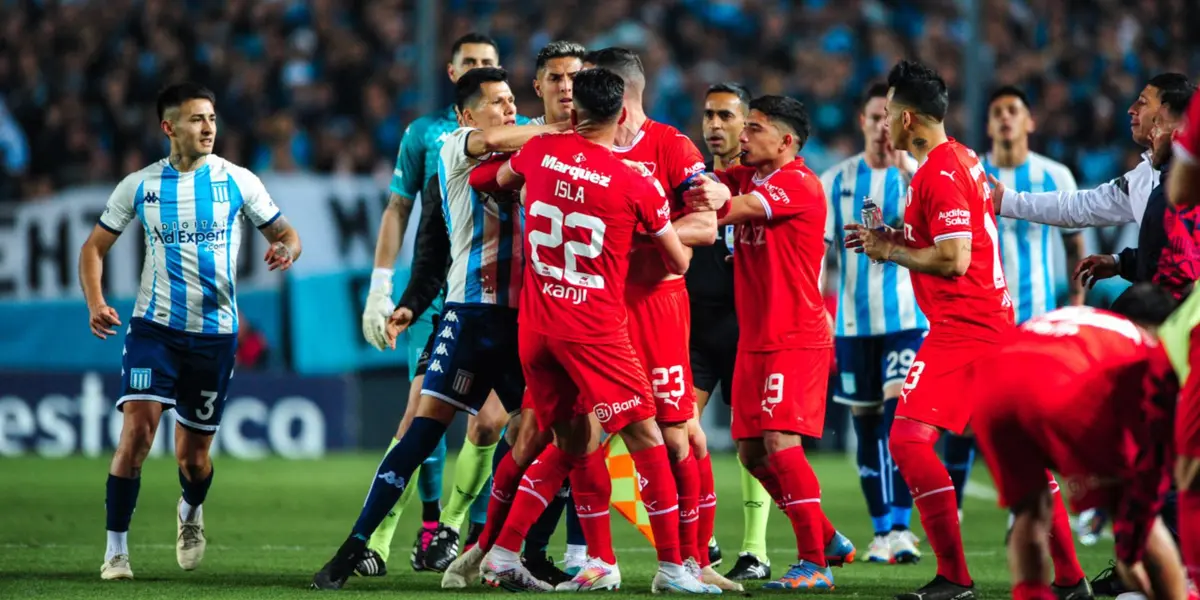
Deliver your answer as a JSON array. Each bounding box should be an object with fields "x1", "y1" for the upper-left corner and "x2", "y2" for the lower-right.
[
  {"x1": 437, "y1": 127, "x2": 523, "y2": 308},
  {"x1": 821, "y1": 153, "x2": 928, "y2": 337},
  {"x1": 983, "y1": 152, "x2": 1078, "y2": 324},
  {"x1": 98, "y1": 155, "x2": 281, "y2": 335}
]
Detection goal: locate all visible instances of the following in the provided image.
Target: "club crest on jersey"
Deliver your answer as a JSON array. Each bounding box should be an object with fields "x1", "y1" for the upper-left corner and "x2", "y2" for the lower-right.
[
  {"x1": 212, "y1": 181, "x2": 230, "y2": 203},
  {"x1": 129, "y1": 368, "x2": 152, "y2": 390},
  {"x1": 573, "y1": 152, "x2": 586, "y2": 163},
  {"x1": 452, "y1": 370, "x2": 474, "y2": 395}
]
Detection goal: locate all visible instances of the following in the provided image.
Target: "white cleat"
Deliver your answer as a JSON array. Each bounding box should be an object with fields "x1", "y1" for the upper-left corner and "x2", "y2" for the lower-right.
[
  {"x1": 176, "y1": 498, "x2": 206, "y2": 571},
  {"x1": 701, "y1": 565, "x2": 743, "y2": 592},
  {"x1": 556, "y1": 557, "x2": 622, "y2": 591},
  {"x1": 442, "y1": 544, "x2": 484, "y2": 589},
  {"x1": 652, "y1": 562, "x2": 723, "y2": 594},
  {"x1": 101, "y1": 554, "x2": 133, "y2": 580},
  {"x1": 866, "y1": 535, "x2": 891, "y2": 563},
  {"x1": 563, "y1": 544, "x2": 588, "y2": 576},
  {"x1": 887, "y1": 530, "x2": 921, "y2": 564},
  {"x1": 481, "y1": 550, "x2": 553, "y2": 592}
]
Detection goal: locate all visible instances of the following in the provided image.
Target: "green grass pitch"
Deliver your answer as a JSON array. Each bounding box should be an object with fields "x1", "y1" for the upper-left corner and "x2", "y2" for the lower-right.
[{"x1": 0, "y1": 453, "x2": 1114, "y2": 598}]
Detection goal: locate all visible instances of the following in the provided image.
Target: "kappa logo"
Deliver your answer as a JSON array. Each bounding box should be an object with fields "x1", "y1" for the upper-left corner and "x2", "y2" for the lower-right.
[
  {"x1": 377, "y1": 471, "x2": 406, "y2": 489},
  {"x1": 439, "y1": 325, "x2": 454, "y2": 339},
  {"x1": 143, "y1": 191, "x2": 159, "y2": 204},
  {"x1": 428, "y1": 360, "x2": 444, "y2": 373},
  {"x1": 858, "y1": 466, "x2": 881, "y2": 478},
  {"x1": 444, "y1": 311, "x2": 459, "y2": 323},
  {"x1": 594, "y1": 396, "x2": 643, "y2": 424},
  {"x1": 434, "y1": 343, "x2": 449, "y2": 356}
]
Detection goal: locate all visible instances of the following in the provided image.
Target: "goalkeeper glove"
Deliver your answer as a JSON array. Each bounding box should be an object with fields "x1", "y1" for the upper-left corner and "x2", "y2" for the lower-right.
[{"x1": 362, "y1": 268, "x2": 396, "y2": 351}]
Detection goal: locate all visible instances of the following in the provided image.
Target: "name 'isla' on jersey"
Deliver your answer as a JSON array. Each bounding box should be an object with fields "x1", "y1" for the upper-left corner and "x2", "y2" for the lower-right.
[{"x1": 98, "y1": 155, "x2": 281, "y2": 335}]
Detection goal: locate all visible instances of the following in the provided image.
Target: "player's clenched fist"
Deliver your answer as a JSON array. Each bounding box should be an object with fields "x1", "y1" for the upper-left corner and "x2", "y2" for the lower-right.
[
  {"x1": 88, "y1": 303, "x2": 122, "y2": 340},
  {"x1": 1074, "y1": 254, "x2": 1119, "y2": 288},
  {"x1": 683, "y1": 175, "x2": 731, "y2": 212},
  {"x1": 362, "y1": 268, "x2": 396, "y2": 351}
]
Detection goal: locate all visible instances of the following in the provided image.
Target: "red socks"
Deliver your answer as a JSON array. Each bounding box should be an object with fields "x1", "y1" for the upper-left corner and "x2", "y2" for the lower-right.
[
  {"x1": 1012, "y1": 581, "x2": 1057, "y2": 600},
  {"x1": 494, "y1": 445, "x2": 576, "y2": 552},
  {"x1": 890, "y1": 419, "x2": 971, "y2": 586},
  {"x1": 1181, "y1": 489, "x2": 1200, "y2": 591},
  {"x1": 749, "y1": 464, "x2": 785, "y2": 506},
  {"x1": 476, "y1": 450, "x2": 525, "y2": 551},
  {"x1": 697, "y1": 453, "x2": 716, "y2": 567},
  {"x1": 769, "y1": 445, "x2": 826, "y2": 565},
  {"x1": 1047, "y1": 476, "x2": 1086, "y2": 587},
  {"x1": 672, "y1": 453, "x2": 702, "y2": 563},
  {"x1": 570, "y1": 448, "x2": 617, "y2": 564},
  {"x1": 629, "y1": 445, "x2": 682, "y2": 564}
]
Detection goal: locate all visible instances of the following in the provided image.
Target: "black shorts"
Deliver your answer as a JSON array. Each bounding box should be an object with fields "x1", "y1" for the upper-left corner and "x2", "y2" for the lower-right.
[
  {"x1": 689, "y1": 305, "x2": 738, "y2": 406},
  {"x1": 414, "y1": 314, "x2": 439, "y2": 378}
]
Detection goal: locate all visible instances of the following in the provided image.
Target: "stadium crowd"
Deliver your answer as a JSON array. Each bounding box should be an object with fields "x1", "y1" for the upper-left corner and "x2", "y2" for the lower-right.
[{"x1": 1, "y1": 0, "x2": 1198, "y2": 202}]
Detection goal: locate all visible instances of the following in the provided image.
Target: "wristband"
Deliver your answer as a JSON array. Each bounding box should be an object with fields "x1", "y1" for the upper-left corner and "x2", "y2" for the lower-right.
[
  {"x1": 370, "y1": 268, "x2": 394, "y2": 294},
  {"x1": 1111, "y1": 254, "x2": 1120, "y2": 266}
]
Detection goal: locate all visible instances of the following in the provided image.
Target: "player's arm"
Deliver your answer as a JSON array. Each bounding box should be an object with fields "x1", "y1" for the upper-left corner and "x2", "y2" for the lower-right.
[
  {"x1": 396, "y1": 175, "x2": 451, "y2": 322},
  {"x1": 375, "y1": 122, "x2": 426, "y2": 273},
  {"x1": 470, "y1": 155, "x2": 522, "y2": 192},
  {"x1": 240, "y1": 174, "x2": 300, "y2": 271},
  {"x1": 464, "y1": 121, "x2": 568, "y2": 158},
  {"x1": 884, "y1": 237, "x2": 971, "y2": 277},
  {"x1": 672, "y1": 210, "x2": 717, "y2": 246},
  {"x1": 652, "y1": 225, "x2": 691, "y2": 275},
  {"x1": 79, "y1": 175, "x2": 139, "y2": 339},
  {"x1": 991, "y1": 170, "x2": 1138, "y2": 228},
  {"x1": 1062, "y1": 231, "x2": 1087, "y2": 304}
]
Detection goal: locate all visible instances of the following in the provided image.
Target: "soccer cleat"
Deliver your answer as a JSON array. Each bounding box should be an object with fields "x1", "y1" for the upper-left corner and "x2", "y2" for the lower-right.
[
  {"x1": 176, "y1": 498, "x2": 206, "y2": 571},
  {"x1": 867, "y1": 535, "x2": 891, "y2": 563},
  {"x1": 708, "y1": 538, "x2": 723, "y2": 568},
  {"x1": 1088, "y1": 562, "x2": 1126, "y2": 597},
  {"x1": 422, "y1": 524, "x2": 460, "y2": 572},
  {"x1": 410, "y1": 525, "x2": 436, "y2": 571},
  {"x1": 440, "y1": 544, "x2": 483, "y2": 589},
  {"x1": 724, "y1": 552, "x2": 771, "y2": 581},
  {"x1": 899, "y1": 528, "x2": 922, "y2": 546},
  {"x1": 563, "y1": 544, "x2": 588, "y2": 576},
  {"x1": 1051, "y1": 578, "x2": 1095, "y2": 600},
  {"x1": 651, "y1": 562, "x2": 723, "y2": 594},
  {"x1": 701, "y1": 565, "x2": 743, "y2": 592},
  {"x1": 1076, "y1": 509, "x2": 1108, "y2": 547},
  {"x1": 887, "y1": 530, "x2": 922, "y2": 564},
  {"x1": 481, "y1": 550, "x2": 554, "y2": 592},
  {"x1": 354, "y1": 549, "x2": 387, "y2": 577},
  {"x1": 312, "y1": 537, "x2": 367, "y2": 590},
  {"x1": 523, "y1": 553, "x2": 572, "y2": 587},
  {"x1": 894, "y1": 575, "x2": 976, "y2": 600},
  {"x1": 556, "y1": 557, "x2": 622, "y2": 591},
  {"x1": 685, "y1": 557, "x2": 704, "y2": 580},
  {"x1": 101, "y1": 554, "x2": 133, "y2": 580},
  {"x1": 763, "y1": 560, "x2": 834, "y2": 590},
  {"x1": 824, "y1": 530, "x2": 856, "y2": 567}
]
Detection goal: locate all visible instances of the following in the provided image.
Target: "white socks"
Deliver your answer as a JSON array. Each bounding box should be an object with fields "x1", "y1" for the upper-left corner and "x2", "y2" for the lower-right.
[
  {"x1": 180, "y1": 500, "x2": 202, "y2": 522},
  {"x1": 489, "y1": 546, "x2": 521, "y2": 567},
  {"x1": 106, "y1": 530, "x2": 128, "y2": 560}
]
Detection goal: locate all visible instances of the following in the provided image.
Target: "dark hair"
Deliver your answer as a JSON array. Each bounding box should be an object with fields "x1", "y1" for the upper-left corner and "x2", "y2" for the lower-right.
[
  {"x1": 1108, "y1": 283, "x2": 1179, "y2": 326},
  {"x1": 749, "y1": 95, "x2": 810, "y2": 150},
  {"x1": 886, "y1": 60, "x2": 949, "y2": 122},
  {"x1": 706, "y1": 82, "x2": 752, "y2": 113},
  {"x1": 156, "y1": 82, "x2": 216, "y2": 121},
  {"x1": 536, "y1": 40, "x2": 587, "y2": 73},
  {"x1": 455, "y1": 67, "x2": 508, "y2": 111},
  {"x1": 583, "y1": 47, "x2": 645, "y2": 89},
  {"x1": 450, "y1": 33, "x2": 498, "y2": 62},
  {"x1": 572, "y1": 68, "x2": 625, "y2": 123},
  {"x1": 861, "y1": 82, "x2": 890, "y2": 110},
  {"x1": 988, "y1": 85, "x2": 1031, "y2": 110}
]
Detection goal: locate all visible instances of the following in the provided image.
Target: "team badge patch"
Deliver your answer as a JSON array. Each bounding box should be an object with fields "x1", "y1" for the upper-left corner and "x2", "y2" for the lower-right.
[
  {"x1": 452, "y1": 370, "x2": 474, "y2": 395},
  {"x1": 130, "y1": 368, "x2": 152, "y2": 391}
]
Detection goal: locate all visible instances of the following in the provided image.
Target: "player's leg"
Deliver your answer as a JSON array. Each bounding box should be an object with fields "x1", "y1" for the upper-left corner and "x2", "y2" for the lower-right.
[
  {"x1": 1043, "y1": 475, "x2": 1087, "y2": 593},
  {"x1": 942, "y1": 433, "x2": 976, "y2": 517},
  {"x1": 173, "y1": 424, "x2": 216, "y2": 571},
  {"x1": 881, "y1": 331, "x2": 923, "y2": 562},
  {"x1": 884, "y1": 393, "x2": 916, "y2": 540},
  {"x1": 1138, "y1": 517, "x2": 1191, "y2": 600},
  {"x1": 103, "y1": 400, "x2": 164, "y2": 580},
  {"x1": 689, "y1": 322, "x2": 726, "y2": 571},
  {"x1": 1008, "y1": 486, "x2": 1056, "y2": 600},
  {"x1": 836, "y1": 335, "x2": 892, "y2": 562}
]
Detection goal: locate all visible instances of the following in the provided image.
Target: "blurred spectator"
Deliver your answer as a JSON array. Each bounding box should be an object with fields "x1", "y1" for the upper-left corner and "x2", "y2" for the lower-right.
[
  {"x1": 0, "y1": 0, "x2": 1197, "y2": 201},
  {"x1": 236, "y1": 312, "x2": 270, "y2": 370}
]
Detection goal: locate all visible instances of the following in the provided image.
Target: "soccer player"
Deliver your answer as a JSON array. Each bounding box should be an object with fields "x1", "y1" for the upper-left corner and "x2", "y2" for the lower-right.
[
  {"x1": 81, "y1": 82, "x2": 302, "y2": 580},
  {"x1": 820, "y1": 82, "x2": 924, "y2": 566},
  {"x1": 843, "y1": 60, "x2": 1017, "y2": 600},
  {"x1": 686, "y1": 94, "x2": 854, "y2": 591},
  {"x1": 358, "y1": 32, "x2": 526, "y2": 575},
  {"x1": 475, "y1": 66, "x2": 715, "y2": 594},
  {"x1": 311, "y1": 67, "x2": 566, "y2": 590},
  {"x1": 973, "y1": 292, "x2": 1185, "y2": 600},
  {"x1": 586, "y1": 47, "x2": 741, "y2": 590},
  {"x1": 694, "y1": 81, "x2": 774, "y2": 581}
]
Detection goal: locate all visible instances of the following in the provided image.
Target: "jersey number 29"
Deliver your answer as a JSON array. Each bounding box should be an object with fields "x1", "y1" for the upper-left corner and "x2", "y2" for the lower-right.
[{"x1": 528, "y1": 200, "x2": 608, "y2": 289}]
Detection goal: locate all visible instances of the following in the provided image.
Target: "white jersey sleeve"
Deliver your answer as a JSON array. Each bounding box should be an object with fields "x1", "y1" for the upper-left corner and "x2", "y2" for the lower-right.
[
  {"x1": 98, "y1": 173, "x2": 143, "y2": 233},
  {"x1": 439, "y1": 127, "x2": 488, "y2": 177},
  {"x1": 230, "y1": 166, "x2": 282, "y2": 228}
]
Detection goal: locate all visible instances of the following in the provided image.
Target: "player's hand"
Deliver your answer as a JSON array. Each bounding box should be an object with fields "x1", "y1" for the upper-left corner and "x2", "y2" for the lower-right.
[
  {"x1": 987, "y1": 173, "x2": 1005, "y2": 215},
  {"x1": 683, "y1": 177, "x2": 731, "y2": 213},
  {"x1": 1114, "y1": 560, "x2": 1152, "y2": 598},
  {"x1": 384, "y1": 306, "x2": 414, "y2": 350},
  {"x1": 362, "y1": 289, "x2": 396, "y2": 351},
  {"x1": 1075, "y1": 254, "x2": 1118, "y2": 288},
  {"x1": 264, "y1": 242, "x2": 295, "y2": 271},
  {"x1": 88, "y1": 303, "x2": 122, "y2": 340},
  {"x1": 843, "y1": 223, "x2": 901, "y2": 262}
]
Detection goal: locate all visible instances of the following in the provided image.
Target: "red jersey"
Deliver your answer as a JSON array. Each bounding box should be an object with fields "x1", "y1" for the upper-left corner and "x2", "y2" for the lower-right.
[
  {"x1": 720, "y1": 159, "x2": 831, "y2": 350},
  {"x1": 1174, "y1": 91, "x2": 1200, "y2": 164},
  {"x1": 510, "y1": 132, "x2": 672, "y2": 343},
  {"x1": 904, "y1": 139, "x2": 1014, "y2": 340}
]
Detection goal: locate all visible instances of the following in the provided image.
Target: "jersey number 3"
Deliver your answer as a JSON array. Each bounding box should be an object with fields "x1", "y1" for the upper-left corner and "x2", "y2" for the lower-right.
[{"x1": 528, "y1": 201, "x2": 608, "y2": 289}]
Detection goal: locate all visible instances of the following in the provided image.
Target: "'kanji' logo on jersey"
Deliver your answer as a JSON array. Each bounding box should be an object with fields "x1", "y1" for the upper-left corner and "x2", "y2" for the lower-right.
[
  {"x1": 434, "y1": 343, "x2": 449, "y2": 356},
  {"x1": 428, "y1": 360, "x2": 444, "y2": 373},
  {"x1": 452, "y1": 370, "x2": 474, "y2": 395},
  {"x1": 439, "y1": 326, "x2": 454, "y2": 339}
]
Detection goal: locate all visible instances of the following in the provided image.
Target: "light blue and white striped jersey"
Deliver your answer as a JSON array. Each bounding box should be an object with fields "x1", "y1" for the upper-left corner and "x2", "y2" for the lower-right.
[
  {"x1": 983, "y1": 152, "x2": 1078, "y2": 323},
  {"x1": 98, "y1": 155, "x2": 282, "y2": 335},
  {"x1": 437, "y1": 127, "x2": 523, "y2": 308},
  {"x1": 820, "y1": 153, "x2": 928, "y2": 337}
]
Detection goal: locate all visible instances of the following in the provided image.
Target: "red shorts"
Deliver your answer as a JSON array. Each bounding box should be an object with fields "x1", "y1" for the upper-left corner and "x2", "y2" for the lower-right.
[
  {"x1": 895, "y1": 334, "x2": 992, "y2": 434},
  {"x1": 520, "y1": 329, "x2": 656, "y2": 435},
  {"x1": 731, "y1": 347, "x2": 830, "y2": 440},
  {"x1": 973, "y1": 352, "x2": 1129, "y2": 513},
  {"x1": 626, "y1": 278, "x2": 695, "y2": 424}
]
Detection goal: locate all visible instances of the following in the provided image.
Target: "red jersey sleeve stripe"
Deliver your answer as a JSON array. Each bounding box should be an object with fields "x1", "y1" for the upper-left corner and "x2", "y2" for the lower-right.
[
  {"x1": 932, "y1": 231, "x2": 973, "y2": 244},
  {"x1": 652, "y1": 223, "x2": 672, "y2": 237},
  {"x1": 750, "y1": 190, "x2": 772, "y2": 219}
]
